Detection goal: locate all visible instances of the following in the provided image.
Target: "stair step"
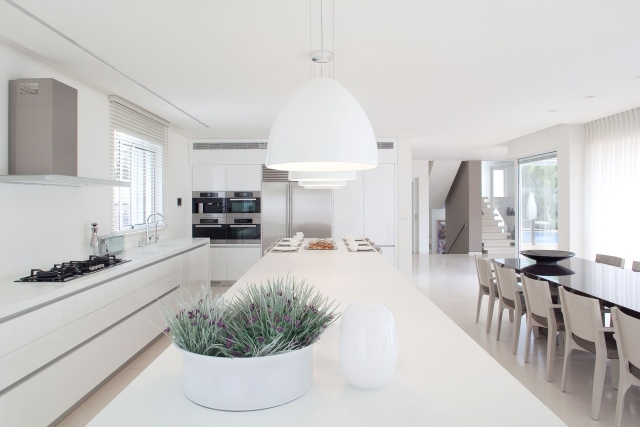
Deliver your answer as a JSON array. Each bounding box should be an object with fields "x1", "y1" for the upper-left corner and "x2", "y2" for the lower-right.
[
  {"x1": 482, "y1": 233, "x2": 509, "y2": 239},
  {"x1": 483, "y1": 240, "x2": 515, "y2": 248},
  {"x1": 483, "y1": 198, "x2": 490, "y2": 203},
  {"x1": 481, "y1": 208, "x2": 495, "y2": 214},
  {"x1": 482, "y1": 226, "x2": 505, "y2": 233},
  {"x1": 482, "y1": 220, "x2": 504, "y2": 226},
  {"x1": 483, "y1": 247, "x2": 517, "y2": 254}
]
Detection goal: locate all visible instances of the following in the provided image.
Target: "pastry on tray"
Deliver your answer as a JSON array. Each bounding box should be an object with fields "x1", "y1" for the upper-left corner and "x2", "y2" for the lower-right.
[{"x1": 308, "y1": 238, "x2": 335, "y2": 250}]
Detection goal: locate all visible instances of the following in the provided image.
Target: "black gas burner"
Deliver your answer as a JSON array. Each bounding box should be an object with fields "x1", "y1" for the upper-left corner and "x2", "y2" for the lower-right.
[{"x1": 17, "y1": 255, "x2": 130, "y2": 283}]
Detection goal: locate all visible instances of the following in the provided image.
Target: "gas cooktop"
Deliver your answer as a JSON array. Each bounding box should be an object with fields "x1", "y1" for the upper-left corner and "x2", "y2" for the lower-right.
[{"x1": 16, "y1": 254, "x2": 130, "y2": 283}]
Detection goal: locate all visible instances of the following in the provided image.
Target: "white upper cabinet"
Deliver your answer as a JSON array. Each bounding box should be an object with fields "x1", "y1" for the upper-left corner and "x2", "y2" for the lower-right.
[
  {"x1": 363, "y1": 164, "x2": 396, "y2": 246},
  {"x1": 332, "y1": 171, "x2": 364, "y2": 238},
  {"x1": 192, "y1": 165, "x2": 226, "y2": 191},
  {"x1": 226, "y1": 165, "x2": 262, "y2": 191}
]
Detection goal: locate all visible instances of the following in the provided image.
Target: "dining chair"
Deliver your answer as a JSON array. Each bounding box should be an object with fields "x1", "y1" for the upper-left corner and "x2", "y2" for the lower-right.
[
  {"x1": 559, "y1": 287, "x2": 619, "y2": 420},
  {"x1": 521, "y1": 274, "x2": 564, "y2": 381},
  {"x1": 611, "y1": 307, "x2": 640, "y2": 427},
  {"x1": 595, "y1": 254, "x2": 625, "y2": 269},
  {"x1": 494, "y1": 263, "x2": 527, "y2": 355},
  {"x1": 631, "y1": 261, "x2": 640, "y2": 272},
  {"x1": 475, "y1": 257, "x2": 498, "y2": 334}
]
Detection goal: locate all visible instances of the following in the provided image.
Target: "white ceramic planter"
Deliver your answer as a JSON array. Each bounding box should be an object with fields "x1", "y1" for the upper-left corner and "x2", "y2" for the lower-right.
[
  {"x1": 339, "y1": 301, "x2": 398, "y2": 389},
  {"x1": 178, "y1": 344, "x2": 314, "y2": 411}
]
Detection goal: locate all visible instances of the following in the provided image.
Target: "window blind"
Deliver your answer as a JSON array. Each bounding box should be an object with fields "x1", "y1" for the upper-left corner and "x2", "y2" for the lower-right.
[{"x1": 110, "y1": 101, "x2": 168, "y2": 232}]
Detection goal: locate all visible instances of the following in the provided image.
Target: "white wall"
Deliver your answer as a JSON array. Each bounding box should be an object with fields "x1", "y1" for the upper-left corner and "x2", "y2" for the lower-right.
[
  {"x1": 412, "y1": 160, "x2": 430, "y2": 253},
  {"x1": 397, "y1": 139, "x2": 413, "y2": 280},
  {"x1": 506, "y1": 124, "x2": 585, "y2": 256},
  {"x1": 165, "y1": 132, "x2": 191, "y2": 240},
  {"x1": 0, "y1": 40, "x2": 187, "y2": 279}
]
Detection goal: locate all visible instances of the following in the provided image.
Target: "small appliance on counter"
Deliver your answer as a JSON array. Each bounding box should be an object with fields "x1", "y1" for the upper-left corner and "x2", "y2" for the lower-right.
[{"x1": 15, "y1": 255, "x2": 131, "y2": 283}]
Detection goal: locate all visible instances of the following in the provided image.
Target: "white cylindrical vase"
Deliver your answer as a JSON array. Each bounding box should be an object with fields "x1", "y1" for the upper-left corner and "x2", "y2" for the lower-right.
[
  {"x1": 339, "y1": 301, "x2": 397, "y2": 389},
  {"x1": 178, "y1": 344, "x2": 313, "y2": 411}
]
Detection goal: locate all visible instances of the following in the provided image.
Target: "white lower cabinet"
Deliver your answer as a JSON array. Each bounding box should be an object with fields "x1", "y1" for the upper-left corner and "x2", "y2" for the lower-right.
[
  {"x1": 0, "y1": 347, "x2": 77, "y2": 427},
  {"x1": 210, "y1": 246, "x2": 227, "y2": 282},
  {"x1": 0, "y1": 243, "x2": 209, "y2": 426},
  {"x1": 226, "y1": 247, "x2": 261, "y2": 281}
]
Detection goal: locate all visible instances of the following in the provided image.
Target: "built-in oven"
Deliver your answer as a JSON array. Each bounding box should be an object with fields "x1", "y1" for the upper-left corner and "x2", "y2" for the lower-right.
[
  {"x1": 225, "y1": 191, "x2": 260, "y2": 215},
  {"x1": 226, "y1": 215, "x2": 261, "y2": 244},
  {"x1": 192, "y1": 215, "x2": 227, "y2": 243},
  {"x1": 192, "y1": 191, "x2": 226, "y2": 214}
]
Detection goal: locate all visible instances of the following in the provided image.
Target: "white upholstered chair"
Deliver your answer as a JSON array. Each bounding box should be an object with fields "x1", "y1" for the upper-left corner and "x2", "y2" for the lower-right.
[
  {"x1": 611, "y1": 307, "x2": 640, "y2": 427},
  {"x1": 559, "y1": 287, "x2": 619, "y2": 420},
  {"x1": 475, "y1": 257, "x2": 499, "y2": 334},
  {"x1": 521, "y1": 274, "x2": 565, "y2": 381},
  {"x1": 595, "y1": 254, "x2": 625, "y2": 269},
  {"x1": 494, "y1": 263, "x2": 526, "y2": 355}
]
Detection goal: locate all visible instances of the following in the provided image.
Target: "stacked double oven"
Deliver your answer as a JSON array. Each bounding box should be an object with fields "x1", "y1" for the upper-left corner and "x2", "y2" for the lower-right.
[{"x1": 192, "y1": 191, "x2": 261, "y2": 244}]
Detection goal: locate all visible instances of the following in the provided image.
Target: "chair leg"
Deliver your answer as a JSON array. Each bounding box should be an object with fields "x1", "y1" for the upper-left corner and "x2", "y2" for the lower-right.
[
  {"x1": 615, "y1": 379, "x2": 631, "y2": 427},
  {"x1": 524, "y1": 318, "x2": 532, "y2": 363},
  {"x1": 512, "y1": 311, "x2": 522, "y2": 355},
  {"x1": 545, "y1": 326, "x2": 557, "y2": 382},
  {"x1": 590, "y1": 353, "x2": 607, "y2": 420},
  {"x1": 496, "y1": 305, "x2": 504, "y2": 341},
  {"x1": 476, "y1": 289, "x2": 483, "y2": 323},
  {"x1": 533, "y1": 326, "x2": 540, "y2": 339},
  {"x1": 561, "y1": 343, "x2": 573, "y2": 392},
  {"x1": 611, "y1": 359, "x2": 620, "y2": 390},
  {"x1": 485, "y1": 297, "x2": 495, "y2": 334}
]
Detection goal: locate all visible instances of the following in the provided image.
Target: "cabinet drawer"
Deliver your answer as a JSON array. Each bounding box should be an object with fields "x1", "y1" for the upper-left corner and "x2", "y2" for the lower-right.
[
  {"x1": 0, "y1": 322, "x2": 76, "y2": 392},
  {"x1": 137, "y1": 257, "x2": 180, "y2": 290},
  {"x1": 76, "y1": 271, "x2": 180, "y2": 343},
  {"x1": 0, "y1": 296, "x2": 76, "y2": 358},
  {"x1": 142, "y1": 288, "x2": 179, "y2": 346},
  {"x1": 77, "y1": 271, "x2": 138, "y2": 318},
  {"x1": 75, "y1": 312, "x2": 143, "y2": 398},
  {"x1": 0, "y1": 348, "x2": 77, "y2": 427}
]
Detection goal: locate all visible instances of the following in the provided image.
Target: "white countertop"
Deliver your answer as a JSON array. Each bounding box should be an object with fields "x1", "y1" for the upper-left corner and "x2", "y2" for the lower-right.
[
  {"x1": 87, "y1": 239, "x2": 566, "y2": 426},
  {"x1": 0, "y1": 238, "x2": 209, "y2": 322}
]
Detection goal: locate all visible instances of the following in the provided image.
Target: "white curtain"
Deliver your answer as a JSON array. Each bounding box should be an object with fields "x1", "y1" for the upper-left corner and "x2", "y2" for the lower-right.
[{"x1": 584, "y1": 107, "x2": 640, "y2": 264}]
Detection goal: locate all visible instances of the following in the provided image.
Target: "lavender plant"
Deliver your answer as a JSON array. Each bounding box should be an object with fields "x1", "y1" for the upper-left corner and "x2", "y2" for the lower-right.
[{"x1": 159, "y1": 276, "x2": 340, "y2": 358}]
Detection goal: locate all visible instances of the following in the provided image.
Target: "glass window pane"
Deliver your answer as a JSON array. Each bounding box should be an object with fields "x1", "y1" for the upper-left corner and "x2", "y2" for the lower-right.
[
  {"x1": 518, "y1": 153, "x2": 558, "y2": 250},
  {"x1": 492, "y1": 169, "x2": 505, "y2": 198}
]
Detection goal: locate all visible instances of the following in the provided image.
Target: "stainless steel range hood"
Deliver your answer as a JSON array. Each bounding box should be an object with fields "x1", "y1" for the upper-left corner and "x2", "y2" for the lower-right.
[{"x1": 1, "y1": 78, "x2": 128, "y2": 187}]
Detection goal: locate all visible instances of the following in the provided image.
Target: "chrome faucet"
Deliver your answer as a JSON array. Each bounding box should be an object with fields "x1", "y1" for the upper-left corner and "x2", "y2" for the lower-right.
[{"x1": 145, "y1": 213, "x2": 167, "y2": 245}]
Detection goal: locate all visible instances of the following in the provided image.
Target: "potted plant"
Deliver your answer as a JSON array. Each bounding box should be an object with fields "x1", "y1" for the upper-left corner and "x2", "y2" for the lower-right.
[{"x1": 159, "y1": 276, "x2": 340, "y2": 411}]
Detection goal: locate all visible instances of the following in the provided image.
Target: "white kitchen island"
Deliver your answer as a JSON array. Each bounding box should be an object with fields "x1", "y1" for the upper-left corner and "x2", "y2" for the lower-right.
[{"x1": 87, "y1": 239, "x2": 566, "y2": 427}]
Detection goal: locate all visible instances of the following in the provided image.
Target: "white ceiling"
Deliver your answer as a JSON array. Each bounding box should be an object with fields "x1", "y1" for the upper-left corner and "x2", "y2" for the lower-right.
[{"x1": 2, "y1": 0, "x2": 640, "y2": 160}]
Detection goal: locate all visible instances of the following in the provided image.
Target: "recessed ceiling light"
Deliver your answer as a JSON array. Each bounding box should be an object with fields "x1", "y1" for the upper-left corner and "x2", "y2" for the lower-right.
[
  {"x1": 549, "y1": 110, "x2": 558, "y2": 113},
  {"x1": 585, "y1": 95, "x2": 596, "y2": 98}
]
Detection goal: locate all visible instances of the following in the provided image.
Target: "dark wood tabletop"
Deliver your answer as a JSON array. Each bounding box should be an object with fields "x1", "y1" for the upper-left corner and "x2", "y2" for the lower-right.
[{"x1": 492, "y1": 257, "x2": 640, "y2": 314}]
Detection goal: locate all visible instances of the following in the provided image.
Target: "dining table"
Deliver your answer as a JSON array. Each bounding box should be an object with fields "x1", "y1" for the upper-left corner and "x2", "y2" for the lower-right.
[{"x1": 492, "y1": 256, "x2": 640, "y2": 316}]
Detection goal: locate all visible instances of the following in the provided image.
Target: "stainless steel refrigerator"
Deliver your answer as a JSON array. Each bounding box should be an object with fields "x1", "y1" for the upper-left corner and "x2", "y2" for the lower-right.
[{"x1": 261, "y1": 181, "x2": 332, "y2": 254}]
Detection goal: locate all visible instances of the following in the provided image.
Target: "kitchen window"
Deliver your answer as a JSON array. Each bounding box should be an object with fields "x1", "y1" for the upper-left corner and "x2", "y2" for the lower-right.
[{"x1": 110, "y1": 98, "x2": 168, "y2": 232}]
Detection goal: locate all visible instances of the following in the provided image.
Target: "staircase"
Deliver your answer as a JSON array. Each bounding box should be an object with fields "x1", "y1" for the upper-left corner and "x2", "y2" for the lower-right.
[{"x1": 481, "y1": 198, "x2": 516, "y2": 257}]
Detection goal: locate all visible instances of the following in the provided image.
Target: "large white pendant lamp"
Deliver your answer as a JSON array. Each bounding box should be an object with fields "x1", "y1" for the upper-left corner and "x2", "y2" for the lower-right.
[
  {"x1": 266, "y1": 0, "x2": 378, "y2": 172},
  {"x1": 298, "y1": 180, "x2": 347, "y2": 187},
  {"x1": 289, "y1": 170, "x2": 356, "y2": 182}
]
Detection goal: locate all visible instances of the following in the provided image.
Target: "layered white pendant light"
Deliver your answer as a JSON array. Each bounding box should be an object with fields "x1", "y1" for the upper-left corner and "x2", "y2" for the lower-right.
[
  {"x1": 298, "y1": 180, "x2": 347, "y2": 187},
  {"x1": 266, "y1": 0, "x2": 378, "y2": 173},
  {"x1": 288, "y1": 170, "x2": 356, "y2": 182}
]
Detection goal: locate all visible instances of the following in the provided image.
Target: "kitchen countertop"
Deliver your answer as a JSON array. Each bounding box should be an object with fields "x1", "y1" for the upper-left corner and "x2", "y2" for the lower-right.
[
  {"x1": 0, "y1": 238, "x2": 209, "y2": 323},
  {"x1": 86, "y1": 239, "x2": 566, "y2": 427}
]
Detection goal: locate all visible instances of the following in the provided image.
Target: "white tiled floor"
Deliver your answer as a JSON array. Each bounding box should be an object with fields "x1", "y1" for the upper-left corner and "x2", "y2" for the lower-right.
[
  {"x1": 413, "y1": 254, "x2": 640, "y2": 427},
  {"x1": 58, "y1": 260, "x2": 640, "y2": 426}
]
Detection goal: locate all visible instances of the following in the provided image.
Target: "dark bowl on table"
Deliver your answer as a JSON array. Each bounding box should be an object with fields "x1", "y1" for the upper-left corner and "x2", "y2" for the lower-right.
[
  {"x1": 522, "y1": 263, "x2": 575, "y2": 277},
  {"x1": 519, "y1": 250, "x2": 575, "y2": 265}
]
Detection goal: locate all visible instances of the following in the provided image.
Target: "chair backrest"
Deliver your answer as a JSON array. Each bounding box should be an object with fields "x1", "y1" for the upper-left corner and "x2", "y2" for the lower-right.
[
  {"x1": 632, "y1": 261, "x2": 640, "y2": 272},
  {"x1": 475, "y1": 257, "x2": 494, "y2": 295},
  {"x1": 612, "y1": 307, "x2": 640, "y2": 370},
  {"x1": 494, "y1": 264, "x2": 518, "y2": 301},
  {"x1": 521, "y1": 274, "x2": 552, "y2": 320},
  {"x1": 595, "y1": 254, "x2": 625, "y2": 269},
  {"x1": 558, "y1": 287, "x2": 602, "y2": 343}
]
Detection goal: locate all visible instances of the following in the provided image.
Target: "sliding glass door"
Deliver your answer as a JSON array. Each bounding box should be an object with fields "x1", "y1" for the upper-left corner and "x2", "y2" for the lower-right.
[{"x1": 518, "y1": 153, "x2": 558, "y2": 251}]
